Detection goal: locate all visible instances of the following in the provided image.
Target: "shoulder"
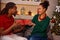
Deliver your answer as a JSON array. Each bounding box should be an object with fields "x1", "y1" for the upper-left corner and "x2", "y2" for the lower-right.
[
  {"x1": 33, "y1": 14, "x2": 39, "y2": 18},
  {"x1": 0, "y1": 15, "x2": 6, "y2": 21},
  {"x1": 47, "y1": 16, "x2": 50, "y2": 20},
  {"x1": 35, "y1": 14, "x2": 39, "y2": 17},
  {"x1": 0, "y1": 15, "x2": 4, "y2": 20},
  {"x1": 46, "y1": 16, "x2": 50, "y2": 21},
  {"x1": 0, "y1": 15, "x2": 6, "y2": 18}
]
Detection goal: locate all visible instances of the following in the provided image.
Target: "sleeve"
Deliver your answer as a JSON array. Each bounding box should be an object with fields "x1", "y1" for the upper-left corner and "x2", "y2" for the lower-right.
[
  {"x1": 0, "y1": 19, "x2": 4, "y2": 28},
  {"x1": 39, "y1": 18, "x2": 50, "y2": 32},
  {"x1": 32, "y1": 15, "x2": 37, "y2": 24},
  {"x1": 32, "y1": 17, "x2": 35, "y2": 23}
]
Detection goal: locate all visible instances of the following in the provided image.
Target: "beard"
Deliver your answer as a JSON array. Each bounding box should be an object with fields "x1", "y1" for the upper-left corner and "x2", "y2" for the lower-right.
[
  {"x1": 13, "y1": 11, "x2": 17, "y2": 16},
  {"x1": 13, "y1": 13, "x2": 16, "y2": 16}
]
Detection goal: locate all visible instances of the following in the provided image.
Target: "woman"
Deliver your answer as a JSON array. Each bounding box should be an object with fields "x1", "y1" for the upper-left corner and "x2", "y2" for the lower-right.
[
  {"x1": 0, "y1": 2, "x2": 27, "y2": 40},
  {"x1": 29, "y1": 1, "x2": 50, "y2": 40}
]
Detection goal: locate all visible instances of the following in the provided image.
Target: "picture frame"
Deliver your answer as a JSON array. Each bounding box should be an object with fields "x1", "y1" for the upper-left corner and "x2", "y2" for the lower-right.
[
  {"x1": 19, "y1": 0, "x2": 41, "y2": 5},
  {"x1": 1, "y1": 0, "x2": 41, "y2": 5}
]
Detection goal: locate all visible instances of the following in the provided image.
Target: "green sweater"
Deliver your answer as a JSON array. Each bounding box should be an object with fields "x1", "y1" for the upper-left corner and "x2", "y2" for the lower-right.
[{"x1": 31, "y1": 14, "x2": 50, "y2": 37}]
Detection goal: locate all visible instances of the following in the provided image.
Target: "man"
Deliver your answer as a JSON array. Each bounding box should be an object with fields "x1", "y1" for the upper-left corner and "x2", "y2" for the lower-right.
[{"x1": 0, "y1": 2, "x2": 27, "y2": 40}]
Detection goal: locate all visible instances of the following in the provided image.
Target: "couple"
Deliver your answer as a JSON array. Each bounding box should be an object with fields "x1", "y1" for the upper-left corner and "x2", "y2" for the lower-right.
[{"x1": 0, "y1": 1, "x2": 50, "y2": 40}]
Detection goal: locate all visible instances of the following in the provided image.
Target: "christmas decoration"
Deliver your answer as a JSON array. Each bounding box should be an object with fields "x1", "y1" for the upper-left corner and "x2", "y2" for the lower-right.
[
  {"x1": 51, "y1": 19, "x2": 56, "y2": 23},
  {"x1": 21, "y1": 7, "x2": 25, "y2": 15},
  {"x1": 28, "y1": 10, "x2": 32, "y2": 16},
  {"x1": 53, "y1": 16, "x2": 56, "y2": 19},
  {"x1": 51, "y1": 0, "x2": 60, "y2": 35},
  {"x1": 58, "y1": 23, "x2": 60, "y2": 26}
]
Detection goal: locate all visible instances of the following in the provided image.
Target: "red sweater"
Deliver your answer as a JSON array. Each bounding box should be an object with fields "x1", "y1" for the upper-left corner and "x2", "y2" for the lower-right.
[{"x1": 0, "y1": 14, "x2": 14, "y2": 35}]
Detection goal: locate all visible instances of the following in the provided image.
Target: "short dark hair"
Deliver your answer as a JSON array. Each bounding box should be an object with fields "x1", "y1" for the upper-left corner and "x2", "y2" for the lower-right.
[
  {"x1": 0, "y1": 2, "x2": 16, "y2": 15},
  {"x1": 39, "y1": 1, "x2": 49, "y2": 10}
]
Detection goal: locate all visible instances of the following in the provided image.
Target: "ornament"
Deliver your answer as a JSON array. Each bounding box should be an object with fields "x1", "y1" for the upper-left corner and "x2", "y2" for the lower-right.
[
  {"x1": 56, "y1": 21, "x2": 58, "y2": 23},
  {"x1": 58, "y1": 23, "x2": 60, "y2": 26},
  {"x1": 55, "y1": 6, "x2": 60, "y2": 12},
  {"x1": 53, "y1": 16, "x2": 56, "y2": 19},
  {"x1": 51, "y1": 19, "x2": 56, "y2": 23}
]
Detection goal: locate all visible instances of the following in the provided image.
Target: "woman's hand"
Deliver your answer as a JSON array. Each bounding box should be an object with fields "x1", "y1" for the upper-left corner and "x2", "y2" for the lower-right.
[
  {"x1": 11, "y1": 21, "x2": 21, "y2": 28},
  {"x1": 28, "y1": 21, "x2": 35, "y2": 26}
]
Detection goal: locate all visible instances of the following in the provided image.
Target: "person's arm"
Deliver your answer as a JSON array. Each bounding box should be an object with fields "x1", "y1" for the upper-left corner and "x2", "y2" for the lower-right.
[
  {"x1": 1, "y1": 24, "x2": 15, "y2": 35},
  {"x1": 1, "y1": 22, "x2": 20, "y2": 35},
  {"x1": 28, "y1": 15, "x2": 37, "y2": 26},
  {"x1": 12, "y1": 25, "x2": 25, "y2": 33},
  {"x1": 0, "y1": 28, "x2": 4, "y2": 36}
]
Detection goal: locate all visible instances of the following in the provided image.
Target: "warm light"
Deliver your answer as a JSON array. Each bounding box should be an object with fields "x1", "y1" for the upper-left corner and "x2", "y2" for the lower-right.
[
  {"x1": 32, "y1": 13, "x2": 36, "y2": 16},
  {"x1": 17, "y1": 10, "x2": 20, "y2": 15}
]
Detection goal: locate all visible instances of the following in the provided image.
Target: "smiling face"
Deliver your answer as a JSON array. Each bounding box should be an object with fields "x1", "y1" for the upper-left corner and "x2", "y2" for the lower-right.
[
  {"x1": 37, "y1": 5, "x2": 46, "y2": 15},
  {"x1": 11, "y1": 5, "x2": 17, "y2": 15},
  {"x1": 8, "y1": 5, "x2": 17, "y2": 16}
]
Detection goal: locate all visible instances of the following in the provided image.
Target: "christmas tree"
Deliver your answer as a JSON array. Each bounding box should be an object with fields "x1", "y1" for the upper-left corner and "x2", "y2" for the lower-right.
[{"x1": 51, "y1": 0, "x2": 60, "y2": 35}]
